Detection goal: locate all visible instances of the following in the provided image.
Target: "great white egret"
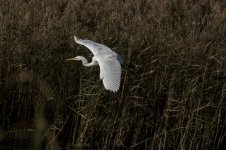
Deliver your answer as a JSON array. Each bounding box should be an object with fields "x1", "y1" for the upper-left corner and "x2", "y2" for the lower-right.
[{"x1": 67, "y1": 36, "x2": 123, "y2": 92}]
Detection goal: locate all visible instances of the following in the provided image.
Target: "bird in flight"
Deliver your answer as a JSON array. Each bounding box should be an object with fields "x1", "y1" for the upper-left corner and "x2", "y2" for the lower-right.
[{"x1": 67, "y1": 36, "x2": 123, "y2": 92}]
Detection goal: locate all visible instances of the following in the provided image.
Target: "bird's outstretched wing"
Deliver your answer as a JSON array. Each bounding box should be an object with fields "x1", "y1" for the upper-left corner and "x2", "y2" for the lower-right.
[
  {"x1": 97, "y1": 56, "x2": 121, "y2": 92},
  {"x1": 74, "y1": 36, "x2": 112, "y2": 56},
  {"x1": 74, "y1": 36, "x2": 122, "y2": 92}
]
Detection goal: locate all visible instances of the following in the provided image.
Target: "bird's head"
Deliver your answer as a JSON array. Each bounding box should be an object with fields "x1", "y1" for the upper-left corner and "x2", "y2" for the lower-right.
[{"x1": 66, "y1": 56, "x2": 83, "y2": 61}]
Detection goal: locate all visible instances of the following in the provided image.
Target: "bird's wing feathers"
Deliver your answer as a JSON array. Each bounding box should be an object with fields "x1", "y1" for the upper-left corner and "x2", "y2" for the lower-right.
[
  {"x1": 74, "y1": 36, "x2": 112, "y2": 55},
  {"x1": 97, "y1": 56, "x2": 121, "y2": 92},
  {"x1": 74, "y1": 36, "x2": 122, "y2": 92}
]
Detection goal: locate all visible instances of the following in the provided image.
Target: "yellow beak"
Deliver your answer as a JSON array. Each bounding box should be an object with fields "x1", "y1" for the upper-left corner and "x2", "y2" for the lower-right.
[{"x1": 66, "y1": 58, "x2": 76, "y2": 61}]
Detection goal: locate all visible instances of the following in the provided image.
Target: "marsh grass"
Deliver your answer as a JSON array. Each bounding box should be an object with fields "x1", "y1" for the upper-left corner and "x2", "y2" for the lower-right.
[{"x1": 0, "y1": 0, "x2": 226, "y2": 149}]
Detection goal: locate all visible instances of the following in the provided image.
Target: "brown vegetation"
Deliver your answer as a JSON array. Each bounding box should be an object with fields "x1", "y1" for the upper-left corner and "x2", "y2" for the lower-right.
[{"x1": 0, "y1": 0, "x2": 226, "y2": 149}]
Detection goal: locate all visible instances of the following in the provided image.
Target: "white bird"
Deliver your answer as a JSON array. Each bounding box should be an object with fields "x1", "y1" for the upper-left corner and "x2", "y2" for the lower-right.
[{"x1": 67, "y1": 36, "x2": 123, "y2": 92}]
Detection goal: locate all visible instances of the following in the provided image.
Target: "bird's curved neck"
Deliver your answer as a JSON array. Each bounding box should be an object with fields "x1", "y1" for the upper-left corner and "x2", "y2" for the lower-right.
[{"x1": 80, "y1": 56, "x2": 97, "y2": 67}]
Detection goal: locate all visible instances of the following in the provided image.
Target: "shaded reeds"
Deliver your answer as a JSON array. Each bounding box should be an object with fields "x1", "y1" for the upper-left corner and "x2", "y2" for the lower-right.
[{"x1": 0, "y1": 0, "x2": 225, "y2": 149}]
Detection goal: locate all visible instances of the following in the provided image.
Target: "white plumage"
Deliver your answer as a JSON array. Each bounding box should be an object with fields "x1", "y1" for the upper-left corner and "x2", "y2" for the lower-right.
[{"x1": 67, "y1": 36, "x2": 122, "y2": 92}]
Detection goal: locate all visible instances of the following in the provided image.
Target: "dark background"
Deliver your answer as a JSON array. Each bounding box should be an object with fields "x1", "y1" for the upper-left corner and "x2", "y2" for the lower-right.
[{"x1": 0, "y1": 0, "x2": 225, "y2": 149}]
